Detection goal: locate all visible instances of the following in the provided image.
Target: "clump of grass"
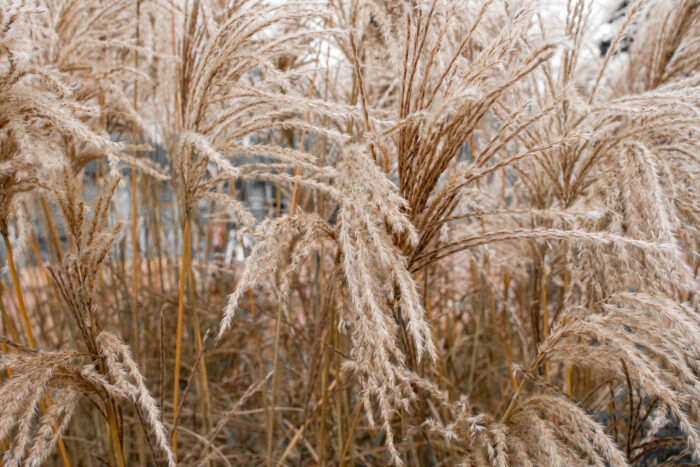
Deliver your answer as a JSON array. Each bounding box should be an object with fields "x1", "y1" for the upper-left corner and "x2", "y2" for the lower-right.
[{"x1": 1, "y1": 0, "x2": 699, "y2": 465}]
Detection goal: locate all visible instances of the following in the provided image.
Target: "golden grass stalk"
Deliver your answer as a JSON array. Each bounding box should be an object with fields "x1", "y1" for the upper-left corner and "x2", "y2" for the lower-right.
[
  {"x1": 1, "y1": 235, "x2": 72, "y2": 467},
  {"x1": 171, "y1": 214, "x2": 190, "y2": 460},
  {"x1": 2, "y1": 0, "x2": 700, "y2": 464}
]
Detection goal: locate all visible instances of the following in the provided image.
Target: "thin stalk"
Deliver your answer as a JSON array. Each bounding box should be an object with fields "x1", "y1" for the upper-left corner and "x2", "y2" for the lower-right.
[
  {"x1": 152, "y1": 181, "x2": 170, "y2": 290},
  {"x1": 501, "y1": 352, "x2": 547, "y2": 424},
  {"x1": 467, "y1": 259, "x2": 481, "y2": 394},
  {"x1": 249, "y1": 287, "x2": 272, "y2": 457},
  {"x1": 2, "y1": 234, "x2": 73, "y2": 467},
  {"x1": 501, "y1": 376, "x2": 526, "y2": 424},
  {"x1": 333, "y1": 320, "x2": 345, "y2": 461},
  {"x1": 26, "y1": 229, "x2": 79, "y2": 350},
  {"x1": 26, "y1": 233, "x2": 61, "y2": 308},
  {"x1": 267, "y1": 299, "x2": 284, "y2": 466},
  {"x1": 147, "y1": 181, "x2": 165, "y2": 292},
  {"x1": 170, "y1": 329, "x2": 209, "y2": 436},
  {"x1": 106, "y1": 391, "x2": 127, "y2": 467},
  {"x1": 500, "y1": 273, "x2": 518, "y2": 390},
  {"x1": 40, "y1": 196, "x2": 63, "y2": 263},
  {"x1": 268, "y1": 164, "x2": 285, "y2": 462},
  {"x1": 338, "y1": 403, "x2": 362, "y2": 467},
  {"x1": 3, "y1": 234, "x2": 36, "y2": 348},
  {"x1": 423, "y1": 267, "x2": 445, "y2": 390},
  {"x1": 0, "y1": 383, "x2": 7, "y2": 457},
  {"x1": 541, "y1": 266, "x2": 549, "y2": 383},
  {"x1": 131, "y1": 2, "x2": 145, "y2": 462},
  {"x1": 275, "y1": 379, "x2": 338, "y2": 467},
  {"x1": 318, "y1": 305, "x2": 334, "y2": 466},
  {"x1": 172, "y1": 214, "x2": 191, "y2": 460},
  {"x1": 0, "y1": 314, "x2": 9, "y2": 456},
  {"x1": 0, "y1": 293, "x2": 19, "y2": 343},
  {"x1": 563, "y1": 255, "x2": 572, "y2": 395},
  {"x1": 94, "y1": 347, "x2": 127, "y2": 467},
  {"x1": 184, "y1": 242, "x2": 213, "y2": 443},
  {"x1": 131, "y1": 0, "x2": 142, "y2": 359}
]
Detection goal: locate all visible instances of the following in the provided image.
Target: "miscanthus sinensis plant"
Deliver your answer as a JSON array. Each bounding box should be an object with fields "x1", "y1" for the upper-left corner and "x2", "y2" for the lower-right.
[{"x1": 1, "y1": 0, "x2": 699, "y2": 465}]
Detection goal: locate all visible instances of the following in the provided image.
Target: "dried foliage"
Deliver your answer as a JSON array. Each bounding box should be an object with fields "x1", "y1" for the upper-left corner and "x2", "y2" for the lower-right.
[{"x1": 1, "y1": 0, "x2": 699, "y2": 465}]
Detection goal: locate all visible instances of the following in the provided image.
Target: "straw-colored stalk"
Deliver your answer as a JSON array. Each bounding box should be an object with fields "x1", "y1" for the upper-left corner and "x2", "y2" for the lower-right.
[
  {"x1": 2, "y1": 235, "x2": 73, "y2": 467},
  {"x1": 171, "y1": 214, "x2": 190, "y2": 460}
]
